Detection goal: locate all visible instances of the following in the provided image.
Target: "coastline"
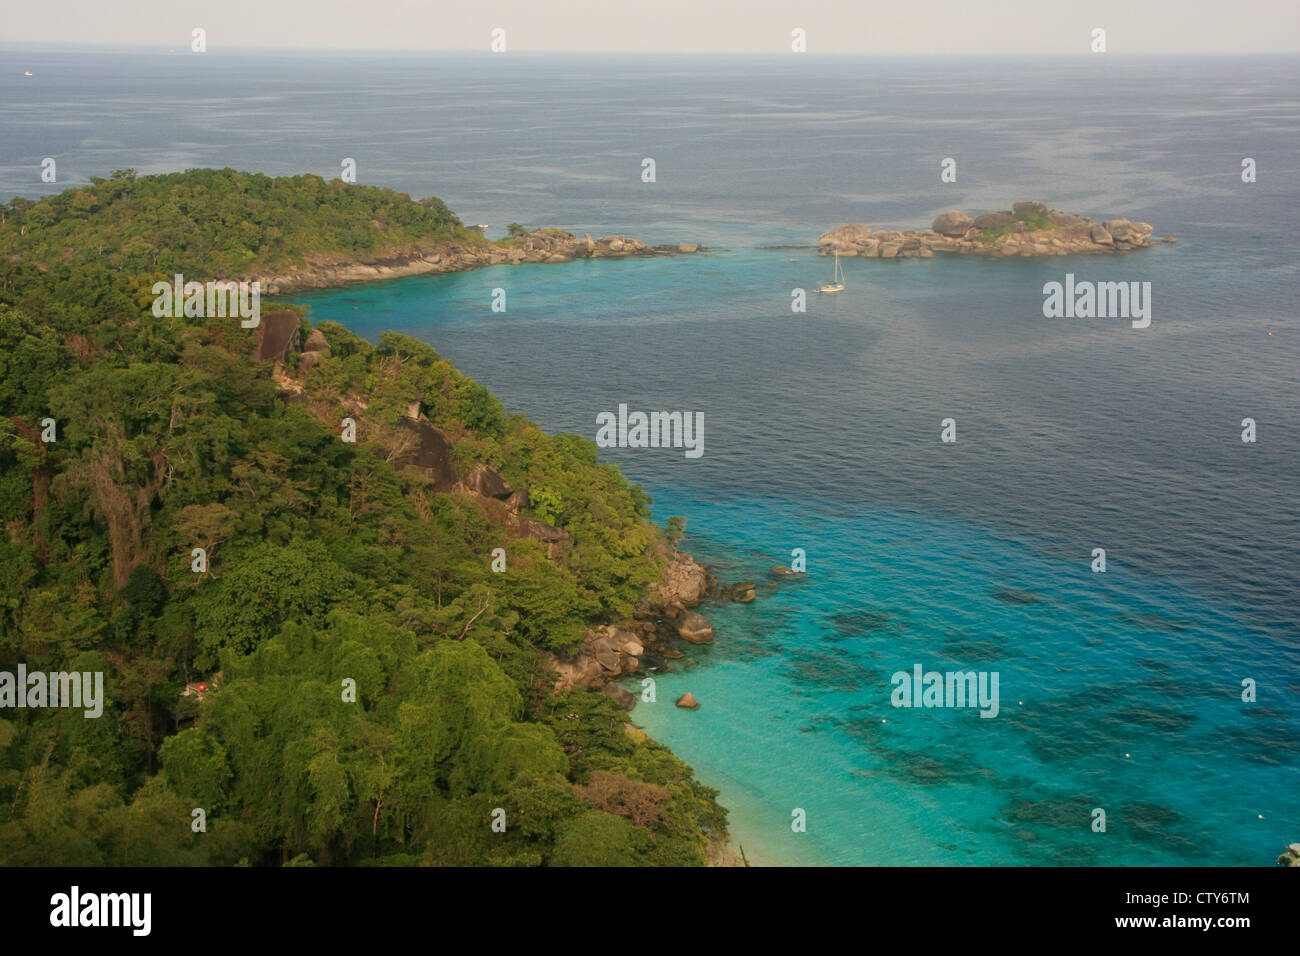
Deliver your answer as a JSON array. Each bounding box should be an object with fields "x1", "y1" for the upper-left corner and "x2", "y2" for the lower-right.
[
  {"x1": 250, "y1": 197, "x2": 1169, "y2": 299},
  {"x1": 275, "y1": 254, "x2": 799, "y2": 866},
  {"x1": 5, "y1": 45, "x2": 1297, "y2": 876},
  {"x1": 269, "y1": 252, "x2": 763, "y2": 864},
  {"x1": 249, "y1": 228, "x2": 703, "y2": 294},
  {"x1": 256, "y1": 213, "x2": 1196, "y2": 872}
]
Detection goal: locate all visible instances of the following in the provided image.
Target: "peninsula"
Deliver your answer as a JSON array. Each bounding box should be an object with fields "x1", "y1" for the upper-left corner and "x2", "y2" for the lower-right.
[
  {"x1": 254, "y1": 229, "x2": 704, "y2": 294},
  {"x1": 0, "y1": 167, "x2": 700, "y2": 296}
]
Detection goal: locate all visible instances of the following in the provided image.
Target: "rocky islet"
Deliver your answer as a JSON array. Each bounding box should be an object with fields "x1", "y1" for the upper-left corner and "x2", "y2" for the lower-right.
[{"x1": 819, "y1": 201, "x2": 1168, "y2": 259}]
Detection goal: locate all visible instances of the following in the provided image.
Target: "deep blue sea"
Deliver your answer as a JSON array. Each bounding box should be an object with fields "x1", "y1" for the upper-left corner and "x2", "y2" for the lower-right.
[{"x1": 4, "y1": 49, "x2": 1297, "y2": 866}]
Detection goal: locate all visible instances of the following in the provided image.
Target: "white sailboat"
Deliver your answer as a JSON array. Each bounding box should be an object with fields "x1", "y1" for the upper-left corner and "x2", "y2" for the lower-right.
[{"x1": 818, "y1": 252, "x2": 845, "y2": 293}]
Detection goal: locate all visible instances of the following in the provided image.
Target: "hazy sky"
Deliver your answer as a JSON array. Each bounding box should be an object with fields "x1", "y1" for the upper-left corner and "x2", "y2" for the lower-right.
[{"x1": 2, "y1": 0, "x2": 1297, "y2": 53}]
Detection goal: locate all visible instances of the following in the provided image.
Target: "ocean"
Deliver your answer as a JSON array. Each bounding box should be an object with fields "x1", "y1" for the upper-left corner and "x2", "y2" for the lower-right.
[{"x1": 4, "y1": 48, "x2": 1298, "y2": 865}]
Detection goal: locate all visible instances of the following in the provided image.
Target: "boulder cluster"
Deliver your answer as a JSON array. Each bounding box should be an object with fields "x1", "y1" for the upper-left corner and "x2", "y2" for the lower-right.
[
  {"x1": 550, "y1": 551, "x2": 711, "y2": 695},
  {"x1": 549, "y1": 550, "x2": 810, "y2": 714},
  {"x1": 820, "y1": 201, "x2": 1163, "y2": 259},
  {"x1": 508, "y1": 229, "x2": 700, "y2": 262}
]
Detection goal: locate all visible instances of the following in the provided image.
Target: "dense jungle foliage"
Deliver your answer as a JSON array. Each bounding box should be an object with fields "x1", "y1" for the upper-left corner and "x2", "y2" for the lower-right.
[{"x1": 0, "y1": 170, "x2": 726, "y2": 866}]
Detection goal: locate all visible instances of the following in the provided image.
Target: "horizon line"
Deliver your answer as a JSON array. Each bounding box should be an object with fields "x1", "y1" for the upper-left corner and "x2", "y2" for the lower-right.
[{"x1": 4, "y1": 42, "x2": 1299, "y2": 56}]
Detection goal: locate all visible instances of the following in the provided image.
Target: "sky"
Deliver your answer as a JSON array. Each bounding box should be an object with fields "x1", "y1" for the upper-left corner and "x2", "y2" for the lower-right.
[{"x1": 1, "y1": 0, "x2": 1297, "y2": 54}]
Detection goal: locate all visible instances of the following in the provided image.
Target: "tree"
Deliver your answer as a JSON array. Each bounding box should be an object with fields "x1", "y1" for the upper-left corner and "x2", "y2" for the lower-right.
[
  {"x1": 551, "y1": 811, "x2": 638, "y2": 867},
  {"x1": 192, "y1": 539, "x2": 354, "y2": 664},
  {"x1": 665, "y1": 515, "x2": 687, "y2": 545}
]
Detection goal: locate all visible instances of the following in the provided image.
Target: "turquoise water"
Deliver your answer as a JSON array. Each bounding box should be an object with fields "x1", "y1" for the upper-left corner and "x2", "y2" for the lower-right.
[
  {"x1": 626, "y1": 491, "x2": 1295, "y2": 866},
  {"x1": 293, "y1": 243, "x2": 1300, "y2": 867},
  {"x1": 8, "y1": 50, "x2": 1297, "y2": 865}
]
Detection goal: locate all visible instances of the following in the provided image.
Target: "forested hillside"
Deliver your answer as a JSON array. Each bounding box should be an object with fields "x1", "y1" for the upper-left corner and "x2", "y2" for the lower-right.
[
  {"x1": 0, "y1": 167, "x2": 476, "y2": 277},
  {"x1": 0, "y1": 170, "x2": 726, "y2": 866}
]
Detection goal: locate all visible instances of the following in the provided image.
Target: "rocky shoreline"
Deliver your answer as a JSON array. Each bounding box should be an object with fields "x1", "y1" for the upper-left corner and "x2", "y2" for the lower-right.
[
  {"x1": 550, "y1": 553, "x2": 804, "y2": 706},
  {"x1": 820, "y1": 200, "x2": 1173, "y2": 259},
  {"x1": 250, "y1": 228, "x2": 704, "y2": 294},
  {"x1": 545, "y1": 550, "x2": 805, "y2": 867}
]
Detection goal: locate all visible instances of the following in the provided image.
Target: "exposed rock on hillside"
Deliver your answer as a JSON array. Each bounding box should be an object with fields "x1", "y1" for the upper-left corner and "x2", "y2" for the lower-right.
[
  {"x1": 550, "y1": 550, "x2": 717, "y2": 692},
  {"x1": 650, "y1": 552, "x2": 711, "y2": 609},
  {"x1": 552, "y1": 625, "x2": 646, "y2": 692},
  {"x1": 298, "y1": 326, "x2": 330, "y2": 372},
  {"x1": 601, "y1": 683, "x2": 637, "y2": 710},
  {"x1": 394, "y1": 418, "x2": 456, "y2": 491},
  {"x1": 463, "y1": 462, "x2": 513, "y2": 500},
  {"x1": 516, "y1": 517, "x2": 571, "y2": 562},
  {"x1": 256, "y1": 309, "x2": 301, "y2": 362},
  {"x1": 302, "y1": 328, "x2": 330, "y2": 353}
]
